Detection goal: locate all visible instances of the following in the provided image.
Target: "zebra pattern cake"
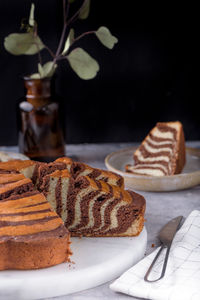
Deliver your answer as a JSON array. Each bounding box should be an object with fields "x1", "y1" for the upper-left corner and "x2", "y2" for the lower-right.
[
  {"x1": 0, "y1": 156, "x2": 146, "y2": 246},
  {"x1": 0, "y1": 190, "x2": 71, "y2": 270},
  {"x1": 40, "y1": 171, "x2": 145, "y2": 237},
  {"x1": 0, "y1": 172, "x2": 34, "y2": 200},
  {"x1": 126, "y1": 121, "x2": 186, "y2": 176}
]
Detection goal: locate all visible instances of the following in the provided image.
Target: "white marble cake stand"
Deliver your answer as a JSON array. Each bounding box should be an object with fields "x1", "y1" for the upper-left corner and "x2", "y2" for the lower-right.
[{"x1": 0, "y1": 228, "x2": 147, "y2": 300}]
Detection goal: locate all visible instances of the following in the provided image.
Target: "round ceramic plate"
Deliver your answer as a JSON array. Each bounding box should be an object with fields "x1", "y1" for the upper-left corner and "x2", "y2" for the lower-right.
[
  {"x1": 0, "y1": 229, "x2": 147, "y2": 300},
  {"x1": 105, "y1": 147, "x2": 200, "y2": 192},
  {"x1": 0, "y1": 151, "x2": 29, "y2": 162}
]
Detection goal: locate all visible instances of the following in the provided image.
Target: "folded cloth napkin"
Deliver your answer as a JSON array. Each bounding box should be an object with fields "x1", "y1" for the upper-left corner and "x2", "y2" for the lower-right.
[{"x1": 110, "y1": 210, "x2": 200, "y2": 300}]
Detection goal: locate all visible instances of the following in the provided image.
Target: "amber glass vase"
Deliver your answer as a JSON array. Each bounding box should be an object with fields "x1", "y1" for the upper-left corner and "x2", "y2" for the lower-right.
[{"x1": 18, "y1": 77, "x2": 65, "y2": 162}]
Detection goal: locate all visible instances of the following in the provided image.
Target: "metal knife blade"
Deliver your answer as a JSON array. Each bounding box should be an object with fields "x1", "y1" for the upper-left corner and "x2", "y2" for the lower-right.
[
  {"x1": 144, "y1": 215, "x2": 184, "y2": 282},
  {"x1": 159, "y1": 216, "x2": 183, "y2": 246}
]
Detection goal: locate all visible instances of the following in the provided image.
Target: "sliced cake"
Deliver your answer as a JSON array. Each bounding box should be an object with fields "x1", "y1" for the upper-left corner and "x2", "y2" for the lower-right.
[
  {"x1": 40, "y1": 169, "x2": 74, "y2": 220},
  {"x1": 67, "y1": 176, "x2": 145, "y2": 237},
  {"x1": 55, "y1": 157, "x2": 124, "y2": 187},
  {"x1": 55, "y1": 157, "x2": 73, "y2": 172},
  {"x1": 0, "y1": 172, "x2": 34, "y2": 200},
  {"x1": 72, "y1": 162, "x2": 124, "y2": 187},
  {"x1": 41, "y1": 171, "x2": 145, "y2": 237},
  {"x1": 126, "y1": 121, "x2": 186, "y2": 176},
  {"x1": 0, "y1": 191, "x2": 71, "y2": 270},
  {"x1": 36, "y1": 161, "x2": 68, "y2": 189},
  {"x1": 0, "y1": 157, "x2": 145, "y2": 239}
]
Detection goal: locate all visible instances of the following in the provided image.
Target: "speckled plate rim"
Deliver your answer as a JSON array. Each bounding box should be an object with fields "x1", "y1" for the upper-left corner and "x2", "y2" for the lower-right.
[
  {"x1": 0, "y1": 151, "x2": 29, "y2": 162},
  {"x1": 105, "y1": 147, "x2": 200, "y2": 192}
]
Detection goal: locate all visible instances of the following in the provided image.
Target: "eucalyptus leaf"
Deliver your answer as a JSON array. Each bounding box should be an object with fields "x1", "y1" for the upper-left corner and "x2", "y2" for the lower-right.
[
  {"x1": 30, "y1": 61, "x2": 57, "y2": 79},
  {"x1": 67, "y1": 47, "x2": 99, "y2": 80},
  {"x1": 62, "y1": 29, "x2": 74, "y2": 55},
  {"x1": 4, "y1": 33, "x2": 45, "y2": 55},
  {"x1": 29, "y1": 3, "x2": 35, "y2": 27},
  {"x1": 79, "y1": 0, "x2": 90, "y2": 20},
  {"x1": 40, "y1": 61, "x2": 57, "y2": 78},
  {"x1": 30, "y1": 73, "x2": 40, "y2": 79},
  {"x1": 95, "y1": 26, "x2": 118, "y2": 49},
  {"x1": 38, "y1": 63, "x2": 44, "y2": 77}
]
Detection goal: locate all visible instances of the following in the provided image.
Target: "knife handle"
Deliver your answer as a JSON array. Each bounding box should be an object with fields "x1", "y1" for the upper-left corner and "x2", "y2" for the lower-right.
[{"x1": 144, "y1": 244, "x2": 170, "y2": 282}]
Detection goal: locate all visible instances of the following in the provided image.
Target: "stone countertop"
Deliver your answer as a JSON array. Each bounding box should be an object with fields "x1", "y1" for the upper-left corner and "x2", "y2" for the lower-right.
[{"x1": 1, "y1": 142, "x2": 200, "y2": 300}]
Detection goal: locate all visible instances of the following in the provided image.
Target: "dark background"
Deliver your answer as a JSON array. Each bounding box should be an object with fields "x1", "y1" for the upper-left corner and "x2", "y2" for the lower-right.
[{"x1": 0, "y1": 0, "x2": 198, "y2": 146}]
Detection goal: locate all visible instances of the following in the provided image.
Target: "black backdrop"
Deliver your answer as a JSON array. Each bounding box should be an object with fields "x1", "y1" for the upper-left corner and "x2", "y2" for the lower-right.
[{"x1": 0, "y1": 0, "x2": 198, "y2": 146}]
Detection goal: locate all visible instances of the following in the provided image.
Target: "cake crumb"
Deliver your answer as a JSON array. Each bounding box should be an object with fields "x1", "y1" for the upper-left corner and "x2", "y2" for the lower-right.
[
  {"x1": 151, "y1": 243, "x2": 155, "y2": 248},
  {"x1": 71, "y1": 260, "x2": 75, "y2": 264}
]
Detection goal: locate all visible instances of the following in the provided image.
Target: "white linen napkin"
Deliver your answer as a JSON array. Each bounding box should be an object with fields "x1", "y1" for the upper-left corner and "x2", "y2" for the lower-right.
[{"x1": 110, "y1": 210, "x2": 200, "y2": 300}]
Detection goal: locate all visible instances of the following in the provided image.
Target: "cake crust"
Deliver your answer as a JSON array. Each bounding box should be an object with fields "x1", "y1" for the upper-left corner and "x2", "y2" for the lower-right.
[
  {"x1": 0, "y1": 191, "x2": 71, "y2": 270},
  {"x1": 0, "y1": 227, "x2": 71, "y2": 270}
]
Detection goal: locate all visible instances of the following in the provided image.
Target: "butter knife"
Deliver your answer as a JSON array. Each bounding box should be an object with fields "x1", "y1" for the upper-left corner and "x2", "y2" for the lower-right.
[{"x1": 144, "y1": 215, "x2": 183, "y2": 282}]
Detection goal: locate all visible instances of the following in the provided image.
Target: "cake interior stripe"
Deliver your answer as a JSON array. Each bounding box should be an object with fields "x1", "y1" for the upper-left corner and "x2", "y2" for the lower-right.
[
  {"x1": 151, "y1": 127, "x2": 175, "y2": 140},
  {"x1": 146, "y1": 136, "x2": 173, "y2": 146},
  {"x1": 60, "y1": 177, "x2": 70, "y2": 223},
  {"x1": 143, "y1": 141, "x2": 173, "y2": 154},
  {"x1": 68, "y1": 188, "x2": 100, "y2": 229},
  {"x1": 135, "y1": 149, "x2": 170, "y2": 162},
  {"x1": 129, "y1": 168, "x2": 166, "y2": 176},
  {"x1": 79, "y1": 191, "x2": 105, "y2": 230},
  {"x1": 92, "y1": 196, "x2": 116, "y2": 232},
  {"x1": 104, "y1": 201, "x2": 127, "y2": 232}
]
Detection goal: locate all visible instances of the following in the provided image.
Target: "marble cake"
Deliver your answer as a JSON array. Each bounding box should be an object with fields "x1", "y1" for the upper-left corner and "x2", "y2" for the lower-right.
[
  {"x1": 0, "y1": 190, "x2": 71, "y2": 270},
  {"x1": 0, "y1": 166, "x2": 71, "y2": 270},
  {"x1": 40, "y1": 171, "x2": 145, "y2": 237},
  {"x1": 0, "y1": 156, "x2": 145, "y2": 243},
  {"x1": 126, "y1": 121, "x2": 186, "y2": 176},
  {"x1": 56, "y1": 157, "x2": 124, "y2": 187}
]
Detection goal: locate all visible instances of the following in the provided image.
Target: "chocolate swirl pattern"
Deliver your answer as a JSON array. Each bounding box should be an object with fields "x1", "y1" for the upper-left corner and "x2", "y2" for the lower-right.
[
  {"x1": 41, "y1": 172, "x2": 145, "y2": 237},
  {"x1": 0, "y1": 169, "x2": 71, "y2": 270},
  {"x1": 126, "y1": 121, "x2": 186, "y2": 176},
  {"x1": 0, "y1": 153, "x2": 145, "y2": 270},
  {"x1": 56, "y1": 158, "x2": 124, "y2": 188},
  {"x1": 0, "y1": 172, "x2": 34, "y2": 200}
]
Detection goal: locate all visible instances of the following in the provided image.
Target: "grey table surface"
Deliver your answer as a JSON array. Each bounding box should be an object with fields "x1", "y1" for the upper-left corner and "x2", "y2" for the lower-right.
[{"x1": 1, "y1": 142, "x2": 200, "y2": 300}]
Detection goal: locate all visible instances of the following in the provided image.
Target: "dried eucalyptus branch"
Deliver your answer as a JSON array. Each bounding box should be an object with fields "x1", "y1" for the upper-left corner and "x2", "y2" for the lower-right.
[
  {"x1": 4, "y1": 0, "x2": 118, "y2": 80},
  {"x1": 55, "y1": 0, "x2": 68, "y2": 59}
]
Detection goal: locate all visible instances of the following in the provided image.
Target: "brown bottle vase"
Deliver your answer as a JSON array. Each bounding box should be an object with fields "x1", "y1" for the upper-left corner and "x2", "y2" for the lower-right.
[{"x1": 18, "y1": 77, "x2": 65, "y2": 162}]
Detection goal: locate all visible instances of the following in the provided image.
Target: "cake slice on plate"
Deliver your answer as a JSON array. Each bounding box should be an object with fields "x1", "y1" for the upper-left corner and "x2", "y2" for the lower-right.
[
  {"x1": 0, "y1": 190, "x2": 71, "y2": 270},
  {"x1": 126, "y1": 121, "x2": 186, "y2": 176}
]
